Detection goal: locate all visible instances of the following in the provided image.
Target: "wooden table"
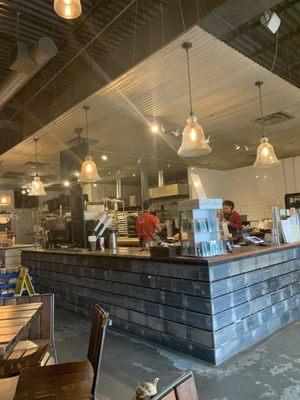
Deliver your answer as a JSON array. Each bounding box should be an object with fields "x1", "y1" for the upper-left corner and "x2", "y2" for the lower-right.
[
  {"x1": 0, "y1": 302, "x2": 42, "y2": 361},
  {"x1": 13, "y1": 361, "x2": 94, "y2": 399}
]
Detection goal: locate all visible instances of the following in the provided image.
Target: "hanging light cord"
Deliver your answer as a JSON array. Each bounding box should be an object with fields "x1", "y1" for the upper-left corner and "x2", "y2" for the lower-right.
[
  {"x1": 84, "y1": 106, "x2": 89, "y2": 141},
  {"x1": 185, "y1": 46, "x2": 193, "y2": 116},
  {"x1": 84, "y1": 106, "x2": 90, "y2": 154},
  {"x1": 34, "y1": 138, "x2": 38, "y2": 176},
  {"x1": 256, "y1": 81, "x2": 264, "y2": 136}
]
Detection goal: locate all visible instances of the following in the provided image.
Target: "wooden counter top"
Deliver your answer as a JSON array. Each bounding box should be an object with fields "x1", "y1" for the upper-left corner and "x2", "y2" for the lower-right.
[
  {"x1": 0, "y1": 244, "x2": 34, "y2": 251},
  {"x1": 22, "y1": 242, "x2": 300, "y2": 266}
]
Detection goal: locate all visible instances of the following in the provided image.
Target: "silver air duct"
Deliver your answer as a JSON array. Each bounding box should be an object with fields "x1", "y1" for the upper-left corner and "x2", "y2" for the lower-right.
[
  {"x1": 0, "y1": 37, "x2": 57, "y2": 110},
  {"x1": 116, "y1": 178, "x2": 122, "y2": 199},
  {"x1": 158, "y1": 170, "x2": 164, "y2": 187}
]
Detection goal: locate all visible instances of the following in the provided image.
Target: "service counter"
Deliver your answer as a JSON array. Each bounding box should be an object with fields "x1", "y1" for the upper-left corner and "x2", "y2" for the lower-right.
[{"x1": 22, "y1": 243, "x2": 300, "y2": 365}]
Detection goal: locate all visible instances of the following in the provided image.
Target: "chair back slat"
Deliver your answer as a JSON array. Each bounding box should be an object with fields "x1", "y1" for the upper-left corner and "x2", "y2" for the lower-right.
[
  {"x1": 162, "y1": 393, "x2": 177, "y2": 400},
  {"x1": 176, "y1": 375, "x2": 198, "y2": 400},
  {"x1": 87, "y1": 304, "x2": 109, "y2": 399},
  {"x1": 152, "y1": 371, "x2": 198, "y2": 400}
]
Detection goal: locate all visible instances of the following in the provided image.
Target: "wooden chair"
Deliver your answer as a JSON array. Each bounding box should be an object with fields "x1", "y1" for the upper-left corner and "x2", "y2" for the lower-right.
[
  {"x1": 0, "y1": 293, "x2": 58, "y2": 378},
  {"x1": 152, "y1": 371, "x2": 198, "y2": 400},
  {"x1": 13, "y1": 304, "x2": 109, "y2": 400},
  {"x1": 88, "y1": 304, "x2": 109, "y2": 397}
]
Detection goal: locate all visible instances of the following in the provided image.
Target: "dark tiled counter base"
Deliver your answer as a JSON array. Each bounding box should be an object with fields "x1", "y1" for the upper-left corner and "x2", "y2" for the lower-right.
[{"x1": 22, "y1": 246, "x2": 300, "y2": 365}]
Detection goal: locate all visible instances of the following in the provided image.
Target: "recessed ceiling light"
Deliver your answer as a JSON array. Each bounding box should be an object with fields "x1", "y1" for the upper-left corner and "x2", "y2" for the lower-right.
[
  {"x1": 102, "y1": 154, "x2": 108, "y2": 161},
  {"x1": 151, "y1": 122, "x2": 159, "y2": 134},
  {"x1": 63, "y1": 180, "x2": 70, "y2": 187}
]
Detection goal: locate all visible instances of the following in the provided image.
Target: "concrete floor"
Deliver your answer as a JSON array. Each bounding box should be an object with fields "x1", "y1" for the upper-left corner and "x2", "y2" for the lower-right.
[
  {"x1": 2, "y1": 307, "x2": 300, "y2": 399},
  {"x1": 56, "y1": 308, "x2": 300, "y2": 400}
]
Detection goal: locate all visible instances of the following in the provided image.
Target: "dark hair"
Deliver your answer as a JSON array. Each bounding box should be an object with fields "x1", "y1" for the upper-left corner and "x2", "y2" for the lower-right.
[
  {"x1": 223, "y1": 200, "x2": 235, "y2": 209},
  {"x1": 143, "y1": 199, "x2": 152, "y2": 210}
]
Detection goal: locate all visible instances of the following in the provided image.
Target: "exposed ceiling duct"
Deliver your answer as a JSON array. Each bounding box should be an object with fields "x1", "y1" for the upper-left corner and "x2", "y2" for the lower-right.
[
  {"x1": 0, "y1": 37, "x2": 57, "y2": 111},
  {"x1": 158, "y1": 170, "x2": 165, "y2": 188}
]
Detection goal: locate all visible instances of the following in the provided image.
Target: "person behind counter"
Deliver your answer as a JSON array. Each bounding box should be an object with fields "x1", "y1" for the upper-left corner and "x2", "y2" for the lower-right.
[
  {"x1": 222, "y1": 200, "x2": 242, "y2": 238},
  {"x1": 136, "y1": 200, "x2": 162, "y2": 246}
]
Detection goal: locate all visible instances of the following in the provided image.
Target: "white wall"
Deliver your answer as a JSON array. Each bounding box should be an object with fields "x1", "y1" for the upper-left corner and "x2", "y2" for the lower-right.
[{"x1": 188, "y1": 156, "x2": 300, "y2": 221}]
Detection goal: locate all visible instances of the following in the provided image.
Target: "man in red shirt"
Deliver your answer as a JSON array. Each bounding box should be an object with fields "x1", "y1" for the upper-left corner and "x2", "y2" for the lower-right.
[
  {"x1": 222, "y1": 200, "x2": 242, "y2": 238},
  {"x1": 136, "y1": 201, "x2": 162, "y2": 245}
]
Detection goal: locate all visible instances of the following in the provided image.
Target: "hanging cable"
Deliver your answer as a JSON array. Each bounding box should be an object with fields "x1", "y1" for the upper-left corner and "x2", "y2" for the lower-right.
[
  {"x1": 178, "y1": 0, "x2": 185, "y2": 30},
  {"x1": 16, "y1": 12, "x2": 20, "y2": 47},
  {"x1": 83, "y1": 106, "x2": 89, "y2": 142},
  {"x1": 284, "y1": 42, "x2": 292, "y2": 83},
  {"x1": 132, "y1": 0, "x2": 138, "y2": 65},
  {"x1": 183, "y1": 43, "x2": 193, "y2": 115},
  {"x1": 34, "y1": 138, "x2": 38, "y2": 176},
  {"x1": 247, "y1": 27, "x2": 252, "y2": 58},
  {"x1": 255, "y1": 81, "x2": 264, "y2": 135},
  {"x1": 196, "y1": 0, "x2": 200, "y2": 26},
  {"x1": 271, "y1": 30, "x2": 279, "y2": 72},
  {"x1": 160, "y1": 0, "x2": 165, "y2": 45}
]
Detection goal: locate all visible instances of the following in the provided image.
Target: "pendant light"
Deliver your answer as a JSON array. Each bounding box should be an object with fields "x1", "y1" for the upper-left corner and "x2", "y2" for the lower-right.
[
  {"x1": 178, "y1": 42, "x2": 211, "y2": 157},
  {"x1": 0, "y1": 195, "x2": 11, "y2": 206},
  {"x1": 54, "y1": 0, "x2": 82, "y2": 20},
  {"x1": 29, "y1": 138, "x2": 47, "y2": 196},
  {"x1": 78, "y1": 106, "x2": 100, "y2": 182},
  {"x1": 0, "y1": 167, "x2": 11, "y2": 206},
  {"x1": 253, "y1": 81, "x2": 281, "y2": 168}
]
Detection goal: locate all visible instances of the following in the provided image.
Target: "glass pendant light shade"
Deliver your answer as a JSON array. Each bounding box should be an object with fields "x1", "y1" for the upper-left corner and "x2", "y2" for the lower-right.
[
  {"x1": 178, "y1": 114, "x2": 212, "y2": 157},
  {"x1": 29, "y1": 138, "x2": 47, "y2": 196},
  {"x1": 78, "y1": 155, "x2": 100, "y2": 182},
  {"x1": 253, "y1": 136, "x2": 281, "y2": 168},
  {"x1": 54, "y1": 0, "x2": 82, "y2": 19},
  {"x1": 177, "y1": 42, "x2": 212, "y2": 158},
  {"x1": 29, "y1": 175, "x2": 47, "y2": 196},
  {"x1": 253, "y1": 81, "x2": 280, "y2": 168},
  {"x1": 78, "y1": 106, "x2": 101, "y2": 183},
  {"x1": 0, "y1": 195, "x2": 11, "y2": 206}
]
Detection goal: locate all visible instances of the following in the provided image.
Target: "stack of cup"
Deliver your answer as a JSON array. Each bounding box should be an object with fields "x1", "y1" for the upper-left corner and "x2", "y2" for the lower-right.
[{"x1": 88, "y1": 235, "x2": 97, "y2": 251}]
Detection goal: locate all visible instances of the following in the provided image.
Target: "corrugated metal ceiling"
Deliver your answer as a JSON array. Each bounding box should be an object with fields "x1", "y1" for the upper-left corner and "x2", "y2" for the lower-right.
[
  {"x1": 0, "y1": 25, "x2": 299, "y2": 188},
  {"x1": 223, "y1": 0, "x2": 300, "y2": 87},
  {"x1": 0, "y1": 0, "x2": 171, "y2": 116}
]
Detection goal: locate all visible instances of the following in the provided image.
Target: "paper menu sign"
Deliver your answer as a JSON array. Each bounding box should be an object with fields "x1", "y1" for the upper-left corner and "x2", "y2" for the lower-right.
[
  {"x1": 290, "y1": 225, "x2": 300, "y2": 242},
  {"x1": 199, "y1": 199, "x2": 223, "y2": 209},
  {"x1": 280, "y1": 219, "x2": 300, "y2": 243}
]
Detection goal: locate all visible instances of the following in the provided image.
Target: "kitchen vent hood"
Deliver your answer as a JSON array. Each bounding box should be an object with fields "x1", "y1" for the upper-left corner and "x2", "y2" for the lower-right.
[
  {"x1": 149, "y1": 183, "x2": 189, "y2": 199},
  {"x1": 149, "y1": 170, "x2": 188, "y2": 199}
]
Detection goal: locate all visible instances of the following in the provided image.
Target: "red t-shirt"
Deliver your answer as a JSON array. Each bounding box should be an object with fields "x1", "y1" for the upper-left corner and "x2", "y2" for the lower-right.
[
  {"x1": 224, "y1": 210, "x2": 242, "y2": 231},
  {"x1": 136, "y1": 211, "x2": 159, "y2": 241}
]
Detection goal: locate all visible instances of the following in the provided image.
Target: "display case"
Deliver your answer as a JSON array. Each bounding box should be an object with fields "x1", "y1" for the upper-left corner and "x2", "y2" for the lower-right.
[{"x1": 178, "y1": 199, "x2": 226, "y2": 257}]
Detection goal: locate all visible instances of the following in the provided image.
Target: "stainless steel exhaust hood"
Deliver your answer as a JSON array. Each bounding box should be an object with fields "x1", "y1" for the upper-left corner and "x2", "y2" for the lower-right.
[
  {"x1": 149, "y1": 183, "x2": 189, "y2": 199},
  {"x1": 149, "y1": 171, "x2": 188, "y2": 198}
]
